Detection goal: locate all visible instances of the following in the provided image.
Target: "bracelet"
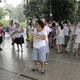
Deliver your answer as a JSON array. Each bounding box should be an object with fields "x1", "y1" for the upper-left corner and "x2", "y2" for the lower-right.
[{"x1": 36, "y1": 36, "x2": 39, "y2": 38}]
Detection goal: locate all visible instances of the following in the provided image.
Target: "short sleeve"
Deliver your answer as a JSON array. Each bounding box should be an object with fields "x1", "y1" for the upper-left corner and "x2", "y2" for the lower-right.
[
  {"x1": 42, "y1": 30, "x2": 47, "y2": 36},
  {"x1": 47, "y1": 27, "x2": 52, "y2": 33},
  {"x1": 75, "y1": 28, "x2": 78, "y2": 34}
]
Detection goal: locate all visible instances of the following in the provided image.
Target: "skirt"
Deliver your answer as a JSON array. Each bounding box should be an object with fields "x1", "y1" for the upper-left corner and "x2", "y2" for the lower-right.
[
  {"x1": 0, "y1": 36, "x2": 3, "y2": 44},
  {"x1": 56, "y1": 36, "x2": 64, "y2": 45},
  {"x1": 14, "y1": 36, "x2": 24, "y2": 44}
]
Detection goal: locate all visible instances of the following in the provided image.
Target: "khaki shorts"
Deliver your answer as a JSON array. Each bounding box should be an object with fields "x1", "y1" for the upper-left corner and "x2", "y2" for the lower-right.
[
  {"x1": 46, "y1": 43, "x2": 49, "y2": 53},
  {"x1": 74, "y1": 43, "x2": 80, "y2": 49}
]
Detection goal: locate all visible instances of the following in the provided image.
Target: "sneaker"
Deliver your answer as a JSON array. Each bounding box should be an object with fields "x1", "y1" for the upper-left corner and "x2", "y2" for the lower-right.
[
  {"x1": 45, "y1": 61, "x2": 48, "y2": 64},
  {"x1": 17, "y1": 49, "x2": 20, "y2": 52},
  {"x1": 11, "y1": 43, "x2": 14, "y2": 45},
  {"x1": 0, "y1": 48, "x2": 3, "y2": 51},
  {"x1": 65, "y1": 51, "x2": 69, "y2": 54},
  {"x1": 38, "y1": 61, "x2": 40, "y2": 64}
]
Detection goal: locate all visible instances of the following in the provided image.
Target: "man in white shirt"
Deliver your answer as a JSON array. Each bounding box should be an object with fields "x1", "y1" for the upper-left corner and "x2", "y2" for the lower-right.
[
  {"x1": 64, "y1": 22, "x2": 69, "y2": 47},
  {"x1": 43, "y1": 25, "x2": 53, "y2": 64}
]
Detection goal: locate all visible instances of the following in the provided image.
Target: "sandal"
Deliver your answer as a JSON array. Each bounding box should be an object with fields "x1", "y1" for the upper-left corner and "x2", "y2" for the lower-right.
[
  {"x1": 32, "y1": 68, "x2": 38, "y2": 72},
  {"x1": 41, "y1": 70, "x2": 45, "y2": 75}
]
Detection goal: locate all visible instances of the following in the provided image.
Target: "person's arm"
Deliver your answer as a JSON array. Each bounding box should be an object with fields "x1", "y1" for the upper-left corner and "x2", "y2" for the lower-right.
[
  {"x1": 53, "y1": 29, "x2": 59, "y2": 40},
  {"x1": 26, "y1": 38, "x2": 33, "y2": 48},
  {"x1": 73, "y1": 34, "x2": 77, "y2": 43},
  {"x1": 73, "y1": 29, "x2": 77, "y2": 43},
  {"x1": 32, "y1": 34, "x2": 46, "y2": 40},
  {"x1": 17, "y1": 28, "x2": 24, "y2": 33},
  {"x1": 68, "y1": 28, "x2": 71, "y2": 38},
  {"x1": 10, "y1": 32, "x2": 15, "y2": 37}
]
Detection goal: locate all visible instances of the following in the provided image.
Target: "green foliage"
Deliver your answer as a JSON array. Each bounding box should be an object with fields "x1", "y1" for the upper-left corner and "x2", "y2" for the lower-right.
[
  {"x1": 0, "y1": 7, "x2": 8, "y2": 19},
  {"x1": 24, "y1": 0, "x2": 75, "y2": 22},
  {"x1": 52, "y1": 0, "x2": 75, "y2": 21},
  {"x1": 0, "y1": 20, "x2": 10, "y2": 27},
  {"x1": 24, "y1": 0, "x2": 49, "y2": 21},
  {"x1": 0, "y1": 20, "x2": 26, "y2": 27}
]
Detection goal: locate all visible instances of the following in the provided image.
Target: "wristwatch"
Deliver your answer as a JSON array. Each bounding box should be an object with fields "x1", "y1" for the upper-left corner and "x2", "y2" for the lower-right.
[{"x1": 36, "y1": 36, "x2": 39, "y2": 38}]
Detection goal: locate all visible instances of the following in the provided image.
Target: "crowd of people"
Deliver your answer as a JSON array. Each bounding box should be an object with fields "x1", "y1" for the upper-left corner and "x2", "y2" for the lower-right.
[{"x1": 0, "y1": 19, "x2": 80, "y2": 75}]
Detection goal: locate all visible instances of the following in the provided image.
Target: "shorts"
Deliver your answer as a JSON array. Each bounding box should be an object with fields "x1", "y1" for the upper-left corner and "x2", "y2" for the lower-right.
[
  {"x1": 74, "y1": 43, "x2": 80, "y2": 49},
  {"x1": 32, "y1": 46, "x2": 46, "y2": 62},
  {"x1": 65, "y1": 36, "x2": 69, "y2": 44},
  {"x1": 46, "y1": 43, "x2": 49, "y2": 53},
  {"x1": 28, "y1": 34, "x2": 32, "y2": 41}
]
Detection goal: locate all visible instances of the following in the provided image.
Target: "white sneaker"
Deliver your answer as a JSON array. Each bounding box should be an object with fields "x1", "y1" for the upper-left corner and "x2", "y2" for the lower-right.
[{"x1": 17, "y1": 49, "x2": 20, "y2": 52}]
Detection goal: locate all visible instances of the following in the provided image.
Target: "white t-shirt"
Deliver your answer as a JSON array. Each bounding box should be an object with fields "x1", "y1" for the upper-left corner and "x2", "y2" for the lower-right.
[
  {"x1": 15, "y1": 27, "x2": 24, "y2": 38},
  {"x1": 33, "y1": 29, "x2": 46, "y2": 49},
  {"x1": 64, "y1": 26, "x2": 69, "y2": 36},
  {"x1": 57, "y1": 26, "x2": 64, "y2": 37},
  {"x1": 10, "y1": 25, "x2": 15, "y2": 35},
  {"x1": 28, "y1": 26, "x2": 36, "y2": 35},
  {"x1": 75, "y1": 28, "x2": 80, "y2": 43},
  {"x1": 43, "y1": 26, "x2": 52, "y2": 43}
]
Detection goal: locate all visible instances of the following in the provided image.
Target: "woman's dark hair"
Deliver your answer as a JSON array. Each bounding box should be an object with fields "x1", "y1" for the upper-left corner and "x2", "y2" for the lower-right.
[
  {"x1": 63, "y1": 20, "x2": 68, "y2": 24},
  {"x1": 52, "y1": 22, "x2": 55, "y2": 27},
  {"x1": 30, "y1": 21, "x2": 33, "y2": 25},
  {"x1": 74, "y1": 21, "x2": 78, "y2": 24},
  {"x1": 59, "y1": 22, "x2": 63, "y2": 30},
  {"x1": 36, "y1": 20, "x2": 44, "y2": 28}
]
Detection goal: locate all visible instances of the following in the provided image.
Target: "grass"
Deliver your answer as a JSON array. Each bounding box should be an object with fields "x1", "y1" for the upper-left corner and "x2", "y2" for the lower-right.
[{"x1": 0, "y1": 20, "x2": 27, "y2": 27}]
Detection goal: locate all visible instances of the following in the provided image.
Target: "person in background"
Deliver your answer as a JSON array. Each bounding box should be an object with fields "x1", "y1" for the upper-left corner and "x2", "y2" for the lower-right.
[
  {"x1": 9, "y1": 20, "x2": 16, "y2": 45},
  {"x1": 28, "y1": 21, "x2": 36, "y2": 48},
  {"x1": 66, "y1": 21, "x2": 78, "y2": 54},
  {"x1": 50, "y1": 22, "x2": 57, "y2": 48},
  {"x1": 63, "y1": 20, "x2": 69, "y2": 47},
  {"x1": 0, "y1": 23, "x2": 3, "y2": 51},
  {"x1": 11, "y1": 23, "x2": 24, "y2": 52},
  {"x1": 26, "y1": 23, "x2": 30, "y2": 42},
  {"x1": 74, "y1": 22, "x2": 80, "y2": 57},
  {"x1": 53, "y1": 22, "x2": 64, "y2": 54},
  {"x1": 44, "y1": 23, "x2": 53, "y2": 64}
]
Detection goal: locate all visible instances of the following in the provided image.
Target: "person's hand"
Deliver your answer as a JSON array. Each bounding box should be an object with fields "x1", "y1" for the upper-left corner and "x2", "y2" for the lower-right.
[
  {"x1": 53, "y1": 37, "x2": 56, "y2": 40},
  {"x1": 26, "y1": 44, "x2": 29, "y2": 48},
  {"x1": 32, "y1": 34, "x2": 37, "y2": 37}
]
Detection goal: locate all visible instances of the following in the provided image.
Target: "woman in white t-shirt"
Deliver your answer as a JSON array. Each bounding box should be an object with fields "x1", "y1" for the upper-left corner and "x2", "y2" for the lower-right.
[
  {"x1": 74, "y1": 23, "x2": 80, "y2": 57},
  {"x1": 53, "y1": 22, "x2": 64, "y2": 54},
  {"x1": 26, "y1": 20, "x2": 46, "y2": 75},
  {"x1": 11, "y1": 23, "x2": 24, "y2": 52}
]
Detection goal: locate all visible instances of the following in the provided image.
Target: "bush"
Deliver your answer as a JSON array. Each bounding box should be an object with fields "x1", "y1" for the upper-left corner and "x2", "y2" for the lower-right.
[{"x1": 0, "y1": 20, "x2": 27, "y2": 27}]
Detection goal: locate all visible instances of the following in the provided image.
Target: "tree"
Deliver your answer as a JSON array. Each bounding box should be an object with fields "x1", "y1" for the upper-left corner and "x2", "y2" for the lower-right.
[
  {"x1": 77, "y1": 1, "x2": 80, "y2": 21},
  {"x1": 24, "y1": 0, "x2": 49, "y2": 21},
  {"x1": 52, "y1": 0, "x2": 75, "y2": 21},
  {"x1": 24, "y1": 0, "x2": 75, "y2": 22},
  {"x1": 0, "y1": 7, "x2": 8, "y2": 19}
]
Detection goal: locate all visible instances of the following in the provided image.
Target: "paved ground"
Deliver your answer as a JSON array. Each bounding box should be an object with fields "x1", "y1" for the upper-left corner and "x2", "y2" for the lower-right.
[{"x1": 0, "y1": 33, "x2": 80, "y2": 80}]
